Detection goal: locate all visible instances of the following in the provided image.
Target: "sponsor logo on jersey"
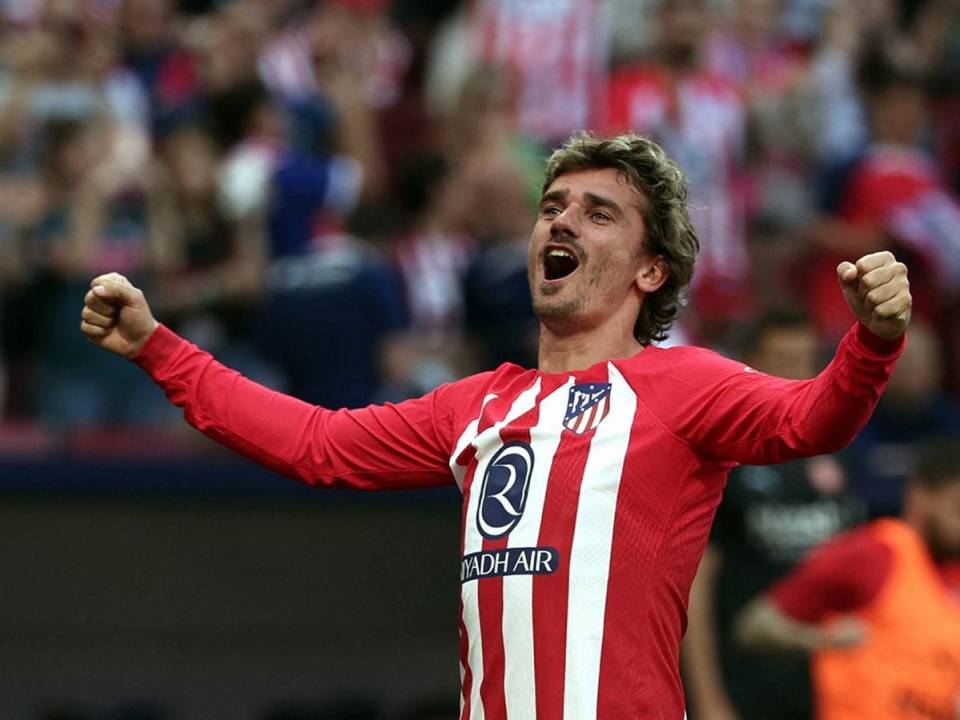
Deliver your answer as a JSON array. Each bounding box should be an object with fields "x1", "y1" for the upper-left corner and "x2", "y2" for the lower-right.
[
  {"x1": 460, "y1": 546, "x2": 560, "y2": 583},
  {"x1": 477, "y1": 441, "x2": 535, "y2": 539},
  {"x1": 563, "y1": 382, "x2": 611, "y2": 434}
]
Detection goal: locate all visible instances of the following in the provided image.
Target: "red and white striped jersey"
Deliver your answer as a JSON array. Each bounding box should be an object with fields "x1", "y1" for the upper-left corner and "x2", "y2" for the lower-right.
[{"x1": 135, "y1": 321, "x2": 903, "y2": 719}]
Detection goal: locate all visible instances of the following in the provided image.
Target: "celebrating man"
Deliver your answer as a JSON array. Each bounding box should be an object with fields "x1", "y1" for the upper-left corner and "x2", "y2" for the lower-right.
[{"x1": 81, "y1": 133, "x2": 910, "y2": 719}]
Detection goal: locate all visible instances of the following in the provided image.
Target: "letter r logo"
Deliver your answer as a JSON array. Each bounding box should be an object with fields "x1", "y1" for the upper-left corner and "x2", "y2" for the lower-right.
[{"x1": 476, "y1": 441, "x2": 535, "y2": 539}]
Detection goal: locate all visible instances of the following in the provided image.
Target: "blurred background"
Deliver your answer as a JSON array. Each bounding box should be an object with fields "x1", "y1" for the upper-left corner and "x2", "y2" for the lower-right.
[{"x1": 0, "y1": 0, "x2": 958, "y2": 717}]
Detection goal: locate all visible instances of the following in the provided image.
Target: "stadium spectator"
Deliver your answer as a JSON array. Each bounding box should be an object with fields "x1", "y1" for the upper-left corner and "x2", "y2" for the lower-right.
[
  {"x1": 600, "y1": 0, "x2": 751, "y2": 343},
  {"x1": 806, "y1": 47, "x2": 960, "y2": 344},
  {"x1": 704, "y1": 0, "x2": 814, "y2": 232},
  {"x1": 379, "y1": 151, "x2": 474, "y2": 400},
  {"x1": 704, "y1": 0, "x2": 799, "y2": 91},
  {"x1": 425, "y1": 0, "x2": 609, "y2": 146},
  {"x1": 459, "y1": 151, "x2": 540, "y2": 370},
  {"x1": 259, "y1": 6, "x2": 383, "y2": 258},
  {"x1": 0, "y1": 0, "x2": 151, "y2": 421},
  {"x1": 250, "y1": 233, "x2": 408, "y2": 409},
  {"x1": 798, "y1": 0, "x2": 958, "y2": 168},
  {"x1": 846, "y1": 321, "x2": 960, "y2": 518},
  {"x1": 117, "y1": 0, "x2": 200, "y2": 132},
  {"x1": 434, "y1": 65, "x2": 543, "y2": 370},
  {"x1": 440, "y1": 65, "x2": 544, "y2": 207},
  {"x1": 23, "y1": 113, "x2": 168, "y2": 427},
  {"x1": 683, "y1": 310, "x2": 866, "y2": 720},
  {"x1": 0, "y1": 0, "x2": 149, "y2": 168},
  {"x1": 146, "y1": 121, "x2": 266, "y2": 354},
  {"x1": 258, "y1": 0, "x2": 399, "y2": 195},
  {"x1": 735, "y1": 437, "x2": 960, "y2": 720}
]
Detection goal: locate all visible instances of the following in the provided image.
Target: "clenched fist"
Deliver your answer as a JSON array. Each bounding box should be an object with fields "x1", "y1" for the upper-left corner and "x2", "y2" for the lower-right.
[
  {"x1": 80, "y1": 273, "x2": 158, "y2": 358},
  {"x1": 837, "y1": 251, "x2": 912, "y2": 340}
]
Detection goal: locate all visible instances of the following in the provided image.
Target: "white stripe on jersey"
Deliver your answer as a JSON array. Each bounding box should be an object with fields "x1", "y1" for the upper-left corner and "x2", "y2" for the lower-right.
[
  {"x1": 502, "y1": 378, "x2": 574, "y2": 720},
  {"x1": 451, "y1": 393, "x2": 498, "y2": 489},
  {"x1": 462, "y1": 379, "x2": 542, "y2": 720},
  {"x1": 563, "y1": 364, "x2": 636, "y2": 719}
]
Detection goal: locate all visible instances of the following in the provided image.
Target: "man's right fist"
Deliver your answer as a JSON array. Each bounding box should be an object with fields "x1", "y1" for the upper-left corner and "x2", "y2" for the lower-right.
[{"x1": 80, "y1": 273, "x2": 158, "y2": 358}]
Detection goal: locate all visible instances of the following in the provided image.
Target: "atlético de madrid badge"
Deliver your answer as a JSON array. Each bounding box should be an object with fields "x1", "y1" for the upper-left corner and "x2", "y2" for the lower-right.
[{"x1": 563, "y1": 382, "x2": 612, "y2": 435}]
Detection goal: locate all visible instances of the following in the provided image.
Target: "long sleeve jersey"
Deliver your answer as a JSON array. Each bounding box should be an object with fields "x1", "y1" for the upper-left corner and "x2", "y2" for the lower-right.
[{"x1": 134, "y1": 321, "x2": 903, "y2": 720}]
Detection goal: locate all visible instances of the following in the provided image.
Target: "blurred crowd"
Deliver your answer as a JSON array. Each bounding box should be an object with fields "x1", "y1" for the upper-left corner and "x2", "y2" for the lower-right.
[
  {"x1": 1, "y1": 0, "x2": 960, "y2": 717},
  {"x1": 1, "y1": 0, "x2": 958, "y2": 435}
]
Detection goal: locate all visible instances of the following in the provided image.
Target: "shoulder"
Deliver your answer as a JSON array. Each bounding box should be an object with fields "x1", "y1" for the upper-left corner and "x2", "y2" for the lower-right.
[
  {"x1": 434, "y1": 364, "x2": 532, "y2": 414},
  {"x1": 814, "y1": 522, "x2": 892, "y2": 562},
  {"x1": 796, "y1": 522, "x2": 895, "y2": 594},
  {"x1": 618, "y1": 343, "x2": 752, "y2": 385},
  {"x1": 769, "y1": 521, "x2": 894, "y2": 618}
]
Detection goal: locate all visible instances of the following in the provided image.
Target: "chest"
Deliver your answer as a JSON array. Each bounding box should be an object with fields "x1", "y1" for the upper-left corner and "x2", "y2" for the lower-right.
[{"x1": 452, "y1": 371, "x2": 695, "y2": 558}]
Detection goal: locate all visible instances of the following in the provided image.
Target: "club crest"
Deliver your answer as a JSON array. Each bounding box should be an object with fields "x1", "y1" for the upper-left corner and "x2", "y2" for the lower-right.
[{"x1": 563, "y1": 382, "x2": 612, "y2": 435}]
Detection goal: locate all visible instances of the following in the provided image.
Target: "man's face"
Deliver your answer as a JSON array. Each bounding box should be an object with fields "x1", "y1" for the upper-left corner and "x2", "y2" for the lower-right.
[{"x1": 527, "y1": 168, "x2": 654, "y2": 336}]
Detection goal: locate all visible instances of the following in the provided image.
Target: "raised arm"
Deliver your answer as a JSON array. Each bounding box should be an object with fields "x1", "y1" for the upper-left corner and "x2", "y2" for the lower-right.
[
  {"x1": 80, "y1": 273, "x2": 468, "y2": 489},
  {"x1": 658, "y1": 252, "x2": 910, "y2": 464}
]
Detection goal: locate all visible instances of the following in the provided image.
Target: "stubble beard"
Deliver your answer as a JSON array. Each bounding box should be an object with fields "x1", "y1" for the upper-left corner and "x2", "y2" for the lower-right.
[
  {"x1": 533, "y1": 288, "x2": 584, "y2": 329},
  {"x1": 532, "y1": 271, "x2": 607, "y2": 335}
]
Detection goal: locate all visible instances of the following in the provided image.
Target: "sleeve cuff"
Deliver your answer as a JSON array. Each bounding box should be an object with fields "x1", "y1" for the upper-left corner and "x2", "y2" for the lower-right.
[
  {"x1": 852, "y1": 322, "x2": 906, "y2": 357},
  {"x1": 131, "y1": 323, "x2": 186, "y2": 375}
]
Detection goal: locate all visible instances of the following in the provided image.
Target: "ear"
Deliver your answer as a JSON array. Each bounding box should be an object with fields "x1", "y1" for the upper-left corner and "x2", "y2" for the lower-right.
[{"x1": 635, "y1": 255, "x2": 669, "y2": 293}]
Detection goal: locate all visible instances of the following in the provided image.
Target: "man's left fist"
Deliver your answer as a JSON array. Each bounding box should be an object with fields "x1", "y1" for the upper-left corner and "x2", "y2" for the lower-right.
[{"x1": 837, "y1": 251, "x2": 911, "y2": 340}]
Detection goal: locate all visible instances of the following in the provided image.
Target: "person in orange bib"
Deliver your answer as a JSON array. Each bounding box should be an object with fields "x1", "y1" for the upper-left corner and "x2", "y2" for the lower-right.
[{"x1": 734, "y1": 438, "x2": 960, "y2": 720}]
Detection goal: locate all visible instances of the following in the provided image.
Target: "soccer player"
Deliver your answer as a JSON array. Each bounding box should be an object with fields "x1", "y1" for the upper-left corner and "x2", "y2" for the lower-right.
[
  {"x1": 734, "y1": 438, "x2": 960, "y2": 720},
  {"x1": 80, "y1": 133, "x2": 911, "y2": 719}
]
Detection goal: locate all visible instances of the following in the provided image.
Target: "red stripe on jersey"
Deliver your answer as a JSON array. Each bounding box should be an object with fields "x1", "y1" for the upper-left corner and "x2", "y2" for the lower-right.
[
  {"x1": 595, "y1": 403, "x2": 700, "y2": 718},
  {"x1": 476, "y1": 380, "x2": 548, "y2": 717},
  {"x1": 533, "y1": 428, "x2": 593, "y2": 717},
  {"x1": 583, "y1": 400, "x2": 599, "y2": 433}
]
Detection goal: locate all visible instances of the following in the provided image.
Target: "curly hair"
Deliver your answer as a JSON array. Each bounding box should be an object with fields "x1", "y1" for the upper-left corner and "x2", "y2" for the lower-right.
[{"x1": 541, "y1": 132, "x2": 700, "y2": 345}]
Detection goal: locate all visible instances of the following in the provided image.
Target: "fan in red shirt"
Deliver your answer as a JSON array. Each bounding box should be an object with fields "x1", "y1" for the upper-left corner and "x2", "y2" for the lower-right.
[
  {"x1": 599, "y1": 0, "x2": 752, "y2": 338},
  {"x1": 80, "y1": 132, "x2": 911, "y2": 719},
  {"x1": 736, "y1": 438, "x2": 960, "y2": 720}
]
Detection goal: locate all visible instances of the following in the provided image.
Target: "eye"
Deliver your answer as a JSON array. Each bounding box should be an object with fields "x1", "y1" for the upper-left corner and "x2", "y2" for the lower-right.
[
  {"x1": 541, "y1": 205, "x2": 562, "y2": 217},
  {"x1": 591, "y1": 211, "x2": 612, "y2": 223}
]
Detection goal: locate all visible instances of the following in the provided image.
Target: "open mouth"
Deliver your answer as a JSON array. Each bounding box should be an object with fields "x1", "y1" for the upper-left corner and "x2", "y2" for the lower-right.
[{"x1": 543, "y1": 246, "x2": 580, "y2": 281}]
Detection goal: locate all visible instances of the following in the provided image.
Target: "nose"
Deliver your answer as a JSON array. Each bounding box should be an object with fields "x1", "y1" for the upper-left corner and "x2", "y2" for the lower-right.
[{"x1": 549, "y1": 203, "x2": 581, "y2": 239}]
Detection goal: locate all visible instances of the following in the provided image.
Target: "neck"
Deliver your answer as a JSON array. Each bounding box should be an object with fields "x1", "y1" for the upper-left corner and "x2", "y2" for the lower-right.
[{"x1": 537, "y1": 318, "x2": 645, "y2": 373}]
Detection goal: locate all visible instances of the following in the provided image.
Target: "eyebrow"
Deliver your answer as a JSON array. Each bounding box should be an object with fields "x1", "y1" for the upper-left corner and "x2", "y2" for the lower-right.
[
  {"x1": 539, "y1": 189, "x2": 568, "y2": 206},
  {"x1": 539, "y1": 188, "x2": 626, "y2": 218},
  {"x1": 540, "y1": 189, "x2": 623, "y2": 213},
  {"x1": 583, "y1": 192, "x2": 624, "y2": 217}
]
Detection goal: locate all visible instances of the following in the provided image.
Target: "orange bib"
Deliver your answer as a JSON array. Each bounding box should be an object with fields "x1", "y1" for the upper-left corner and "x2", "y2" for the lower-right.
[{"x1": 813, "y1": 519, "x2": 960, "y2": 720}]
